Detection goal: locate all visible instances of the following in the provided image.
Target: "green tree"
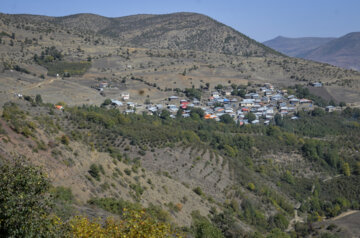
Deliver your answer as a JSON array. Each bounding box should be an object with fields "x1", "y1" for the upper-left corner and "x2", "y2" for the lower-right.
[
  {"x1": 0, "y1": 161, "x2": 57, "y2": 237},
  {"x1": 220, "y1": 114, "x2": 234, "y2": 124},
  {"x1": 312, "y1": 108, "x2": 325, "y2": 117},
  {"x1": 35, "y1": 94, "x2": 43, "y2": 104},
  {"x1": 274, "y1": 113, "x2": 283, "y2": 126},
  {"x1": 101, "y1": 98, "x2": 112, "y2": 107},
  {"x1": 215, "y1": 84, "x2": 223, "y2": 90},
  {"x1": 237, "y1": 88, "x2": 246, "y2": 98},
  {"x1": 245, "y1": 112, "x2": 256, "y2": 123},
  {"x1": 160, "y1": 109, "x2": 171, "y2": 120},
  {"x1": 190, "y1": 108, "x2": 205, "y2": 120},
  {"x1": 185, "y1": 88, "x2": 202, "y2": 100}
]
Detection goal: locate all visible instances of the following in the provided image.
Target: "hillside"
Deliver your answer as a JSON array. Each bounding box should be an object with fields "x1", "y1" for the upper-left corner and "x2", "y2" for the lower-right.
[
  {"x1": 300, "y1": 32, "x2": 360, "y2": 71},
  {"x1": 1, "y1": 12, "x2": 360, "y2": 108},
  {"x1": 3, "y1": 12, "x2": 279, "y2": 57},
  {"x1": 263, "y1": 36, "x2": 335, "y2": 57},
  {"x1": 0, "y1": 10, "x2": 360, "y2": 237},
  {"x1": 1, "y1": 97, "x2": 360, "y2": 237}
]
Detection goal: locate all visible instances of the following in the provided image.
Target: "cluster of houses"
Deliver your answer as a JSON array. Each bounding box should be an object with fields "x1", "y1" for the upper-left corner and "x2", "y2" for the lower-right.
[
  {"x1": 107, "y1": 83, "x2": 323, "y2": 125},
  {"x1": 201, "y1": 83, "x2": 312, "y2": 125}
]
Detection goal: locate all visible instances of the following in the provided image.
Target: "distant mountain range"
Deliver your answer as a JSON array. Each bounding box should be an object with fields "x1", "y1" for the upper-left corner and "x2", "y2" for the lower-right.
[
  {"x1": 263, "y1": 36, "x2": 335, "y2": 57},
  {"x1": 264, "y1": 33, "x2": 360, "y2": 71}
]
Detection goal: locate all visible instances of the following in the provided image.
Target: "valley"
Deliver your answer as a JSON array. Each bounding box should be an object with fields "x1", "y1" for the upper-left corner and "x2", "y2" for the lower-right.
[{"x1": 0, "y1": 11, "x2": 360, "y2": 238}]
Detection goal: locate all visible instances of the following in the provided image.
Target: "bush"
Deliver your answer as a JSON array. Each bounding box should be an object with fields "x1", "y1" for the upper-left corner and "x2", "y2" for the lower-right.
[
  {"x1": 268, "y1": 213, "x2": 289, "y2": 230},
  {"x1": 88, "y1": 164, "x2": 101, "y2": 181},
  {"x1": 191, "y1": 210, "x2": 224, "y2": 238},
  {"x1": 193, "y1": 187, "x2": 203, "y2": 196},
  {"x1": 124, "y1": 168, "x2": 132, "y2": 176},
  {"x1": 247, "y1": 182, "x2": 256, "y2": 191},
  {"x1": 61, "y1": 134, "x2": 70, "y2": 145}
]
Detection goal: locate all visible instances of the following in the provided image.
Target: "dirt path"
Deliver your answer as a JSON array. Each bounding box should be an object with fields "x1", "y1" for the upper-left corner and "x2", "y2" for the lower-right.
[
  {"x1": 330, "y1": 210, "x2": 359, "y2": 221},
  {"x1": 286, "y1": 210, "x2": 304, "y2": 232},
  {"x1": 8, "y1": 77, "x2": 57, "y2": 94},
  {"x1": 322, "y1": 174, "x2": 342, "y2": 182},
  {"x1": 286, "y1": 184, "x2": 316, "y2": 232}
]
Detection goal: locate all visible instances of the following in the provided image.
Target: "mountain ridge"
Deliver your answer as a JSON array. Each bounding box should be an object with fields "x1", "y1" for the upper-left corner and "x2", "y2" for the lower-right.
[
  {"x1": 263, "y1": 36, "x2": 336, "y2": 57},
  {"x1": 264, "y1": 33, "x2": 360, "y2": 71},
  {"x1": 300, "y1": 32, "x2": 360, "y2": 71},
  {"x1": 2, "y1": 11, "x2": 281, "y2": 56}
]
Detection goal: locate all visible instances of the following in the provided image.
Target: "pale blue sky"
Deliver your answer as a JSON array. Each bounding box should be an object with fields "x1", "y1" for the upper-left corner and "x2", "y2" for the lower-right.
[{"x1": 1, "y1": 0, "x2": 359, "y2": 42}]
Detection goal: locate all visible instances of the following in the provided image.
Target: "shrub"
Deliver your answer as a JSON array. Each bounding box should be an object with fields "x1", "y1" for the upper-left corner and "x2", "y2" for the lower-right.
[
  {"x1": 191, "y1": 210, "x2": 224, "y2": 238},
  {"x1": 124, "y1": 168, "x2": 132, "y2": 176},
  {"x1": 247, "y1": 182, "x2": 256, "y2": 191},
  {"x1": 61, "y1": 134, "x2": 70, "y2": 145},
  {"x1": 88, "y1": 164, "x2": 101, "y2": 181},
  {"x1": 50, "y1": 186, "x2": 74, "y2": 203},
  {"x1": 193, "y1": 187, "x2": 203, "y2": 196},
  {"x1": 69, "y1": 210, "x2": 175, "y2": 237}
]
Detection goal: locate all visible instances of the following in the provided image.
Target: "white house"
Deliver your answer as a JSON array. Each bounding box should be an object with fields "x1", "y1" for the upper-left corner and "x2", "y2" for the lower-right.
[
  {"x1": 240, "y1": 99, "x2": 255, "y2": 107},
  {"x1": 211, "y1": 91, "x2": 220, "y2": 98},
  {"x1": 121, "y1": 92, "x2": 130, "y2": 100}
]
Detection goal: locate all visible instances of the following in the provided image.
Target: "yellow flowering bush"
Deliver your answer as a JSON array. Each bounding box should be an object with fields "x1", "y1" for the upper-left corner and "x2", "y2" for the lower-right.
[{"x1": 69, "y1": 209, "x2": 181, "y2": 238}]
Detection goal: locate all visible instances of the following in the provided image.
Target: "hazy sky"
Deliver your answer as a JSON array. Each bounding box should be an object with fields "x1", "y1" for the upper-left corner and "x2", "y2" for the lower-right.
[{"x1": 1, "y1": 0, "x2": 359, "y2": 42}]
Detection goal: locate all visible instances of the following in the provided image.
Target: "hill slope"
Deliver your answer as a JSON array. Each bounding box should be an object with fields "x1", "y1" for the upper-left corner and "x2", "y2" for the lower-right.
[
  {"x1": 300, "y1": 32, "x2": 360, "y2": 71},
  {"x1": 10, "y1": 12, "x2": 279, "y2": 56},
  {"x1": 1, "y1": 11, "x2": 360, "y2": 106},
  {"x1": 263, "y1": 36, "x2": 335, "y2": 57}
]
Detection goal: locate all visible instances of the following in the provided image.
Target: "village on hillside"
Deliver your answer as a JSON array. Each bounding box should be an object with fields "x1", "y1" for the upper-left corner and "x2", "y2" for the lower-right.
[{"x1": 90, "y1": 81, "x2": 338, "y2": 125}]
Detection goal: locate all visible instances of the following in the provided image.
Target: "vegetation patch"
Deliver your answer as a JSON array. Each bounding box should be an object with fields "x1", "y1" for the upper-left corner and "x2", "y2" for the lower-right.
[{"x1": 42, "y1": 61, "x2": 91, "y2": 77}]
